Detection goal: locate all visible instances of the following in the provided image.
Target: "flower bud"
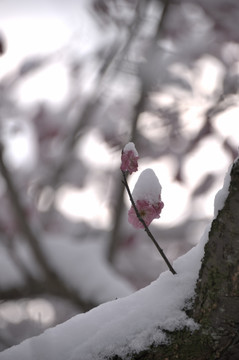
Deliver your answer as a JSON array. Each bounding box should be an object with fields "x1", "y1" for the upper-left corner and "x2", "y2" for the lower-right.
[{"x1": 120, "y1": 142, "x2": 138, "y2": 174}]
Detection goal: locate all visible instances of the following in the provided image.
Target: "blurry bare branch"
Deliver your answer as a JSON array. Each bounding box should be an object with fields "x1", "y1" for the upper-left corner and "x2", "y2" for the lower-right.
[
  {"x1": 192, "y1": 173, "x2": 216, "y2": 198},
  {"x1": 0, "y1": 143, "x2": 96, "y2": 311},
  {"x1": 0, "y1": 32, "x2": 5, "y2": 56},
  {"x1": 4, "y1": 236, "x2": 36, "y2": 284},
  {"x1": 48, "y1": 3, "x2": 149, "y2": 189},
  {"x1": 107, "y1": 0, "x2": 172, "y2": 263}
]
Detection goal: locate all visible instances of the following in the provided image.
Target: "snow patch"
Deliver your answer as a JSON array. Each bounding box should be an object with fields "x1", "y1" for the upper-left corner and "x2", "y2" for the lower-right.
[
  {"x1": 0, "y1": 228, "x2": 208, "y2": 360},
  {"x1": 123, "y1": 142, "x2": 138, "y2": 156},
  {"x1": 214, "y1": 162, "x2": 232, "y2": 217},
  {"x1": 132, "y1": 168, "x2": 162, "y2": 204}
]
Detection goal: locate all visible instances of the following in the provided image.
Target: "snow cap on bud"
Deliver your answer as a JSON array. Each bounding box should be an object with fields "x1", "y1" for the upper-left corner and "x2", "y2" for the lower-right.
[
  {"x1": 120, "y1": 142, "x2": 139, "y2": 174},
  {"x1": 128, "y1": 168, "x2": 164, "y2": 228}
]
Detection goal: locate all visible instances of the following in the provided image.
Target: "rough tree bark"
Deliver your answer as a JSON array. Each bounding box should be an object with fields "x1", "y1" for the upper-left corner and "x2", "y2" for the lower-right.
[{"x1": 110, "y1": 159, "x2": 239, "y2": 359}]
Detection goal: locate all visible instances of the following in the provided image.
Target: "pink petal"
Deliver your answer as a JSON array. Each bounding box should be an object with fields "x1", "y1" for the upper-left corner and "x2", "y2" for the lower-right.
[
  {"x1": 128, "y1": 199, "x2": 163, "y2": 229},
  {"x1": 120, "y1": 150, "x2": 138, "y2": 174}
]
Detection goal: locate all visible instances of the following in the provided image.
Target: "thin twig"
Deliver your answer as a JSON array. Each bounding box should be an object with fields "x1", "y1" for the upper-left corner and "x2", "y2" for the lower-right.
[
  {"x1": 122, "y1": 171, "x2": 176, "y2": 275},
  {"x1": 155, "y1": 0, "x2": 171, "y2": 37},
  {"x1": 107, "y1": 88, "x2": 147, "y2": 263}
]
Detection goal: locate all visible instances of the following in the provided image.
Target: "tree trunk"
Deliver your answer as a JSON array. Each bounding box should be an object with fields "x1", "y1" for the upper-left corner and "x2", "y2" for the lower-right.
[{"x1": 111, "y1": 159, "x2": 239, "y2": 359}]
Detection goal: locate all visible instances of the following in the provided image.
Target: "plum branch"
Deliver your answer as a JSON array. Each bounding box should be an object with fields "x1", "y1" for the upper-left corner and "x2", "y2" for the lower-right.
[{"x1": 122, "y1": 170, "x2": 176, "y2": 275}]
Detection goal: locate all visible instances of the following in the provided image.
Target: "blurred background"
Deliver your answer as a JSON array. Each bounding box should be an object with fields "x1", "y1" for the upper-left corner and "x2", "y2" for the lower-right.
[{"x1": 0, "y1": 0, "x2": 239, "y2": 351}]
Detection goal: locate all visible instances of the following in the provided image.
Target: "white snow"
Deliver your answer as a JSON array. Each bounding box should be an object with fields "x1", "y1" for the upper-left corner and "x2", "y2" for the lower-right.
[
  {"x1": 132, "y1": 168, "x2": 162, "y2": 204},
  {"x1": 123, "y1": 142, "x2": 138, "y2": 156},
  {"x1": 213, "y1": 162, "x2": 232, "y2": 217},
  {"x1": 0, "y1": 228, "x2": 208, "y2": 360}
]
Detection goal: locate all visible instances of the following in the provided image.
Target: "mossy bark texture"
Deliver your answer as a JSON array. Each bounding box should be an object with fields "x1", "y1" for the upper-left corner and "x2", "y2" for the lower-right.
[{"x1": 110, "y1": 159, "x2": 239, "y2": 360}]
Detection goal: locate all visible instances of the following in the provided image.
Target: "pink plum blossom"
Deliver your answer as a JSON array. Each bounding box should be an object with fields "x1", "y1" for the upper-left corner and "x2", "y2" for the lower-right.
[
  {"x1": 120, "y1": 142, "x2": 138, "y2": 174},
  {"x1": 128, "y1": 195, "x2": 164, "y2": 229}
]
